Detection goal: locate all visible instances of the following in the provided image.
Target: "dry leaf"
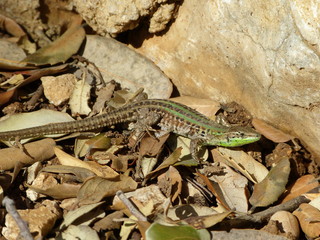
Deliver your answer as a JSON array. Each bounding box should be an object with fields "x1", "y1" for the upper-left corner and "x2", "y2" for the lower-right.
[
  {"x1": 60, "y1": 225, "x2": 100, "y2": 240},
  {"x1": 293, "y1": 203, "x2": 320, "y2": 239},
  {"x1": 147, "y1": 147, "x2": 182, "y2": 177},
  {"x1": 281, "y1": 174, "x2": 319, "y2": 203},
  {"x1": 77, "y1": 175, "x2": 138, "y2": 205},
  {"x1": 249, "y1": 158, "x2": 290, "y2": 207},
  {"x1": 29, "y1": 172, "x2": 80, "y2": 199},
  {"x1": 0, "y1": 88, "x2": 15, "y2": 106},
  {"x1": 69, "y1": 78, "x2": 92, "y2": 115},
  {"x1": 93, "y1": 211, "x2": 123, "y2": 231},
  {"x1": 0, "y1": 14, "x2": 26, "y2": 37},
  {"x1": 252, "y1": 119, "x2": 294, "y2": 143},
  {"x1": 139, "y1": 134, "x2": 169, "y2": 156},
  {"x1": 60, "y1": 202, "x2": 105, "y2": 229},
  {"x1": 203, "y1": 162, "x2": 249, "y2": 212},
  {"x1": 212, "y1": 148, "x2": 268, "y2": 183},
  {"x1": 55, "y1": 147, "x2": 118, "y2": 178},
  {"x1": 0, "y1": 139, "x2": 56, "y2": 170},
  {"x1": 21, "y1": 25, "x2": 85, "y2": 66},
  {"x1": 183, "y1": 211, "x2": 232, "y2": 229}
]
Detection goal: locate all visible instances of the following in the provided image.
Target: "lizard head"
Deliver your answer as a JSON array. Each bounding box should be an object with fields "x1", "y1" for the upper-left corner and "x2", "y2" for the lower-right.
[{"x1": 204, "y1": 126, "x2": 261, "y2": 147}]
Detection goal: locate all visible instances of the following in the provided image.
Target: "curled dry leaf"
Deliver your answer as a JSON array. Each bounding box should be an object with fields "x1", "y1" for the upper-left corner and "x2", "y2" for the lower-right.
[
  {"x1": 0, "y1": 14, "x2": 26, "y2": 37},
  {"x1": 281, "y1": 174, "x2": 319, "y2": 203},
  {"x1": 147, "y1": 147, "x2": 182, "y2": 178},
  {"x1": 252, "y1": 118, "x2": 294, "y2": 143},
  {"x1": 293, "y1": 203, "x2": 320, "y2": 239},
  {"x1": 77, "y1": 175, "x2": 138, "y2": 205},
  {"x1": 55, "y1": 147, "x2": 118, "y2": 178},
  {"x1": 69, "y1": 77, "x2": 92, "y2": 115},
  {"x1": 29, "y1": 172, "x2": 80, "y2": 199},
  {"x1": 249, "y1": 158, "x2": 290, "y2": 207},
  {"x1": 0, "y1": 138, "x2": 56, "y2": 170},
  {"x1": 139, "y1": 134, "x2": 169, "y2": 157}
]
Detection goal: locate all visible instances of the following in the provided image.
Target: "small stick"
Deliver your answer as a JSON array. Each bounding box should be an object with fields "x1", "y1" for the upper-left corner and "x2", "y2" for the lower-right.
[
  {"x1": 116, "y1": 190, "x2": 148, "y2": 222},
  {"x1": 2, "y1": 196, "x2": 33, "y2": 240}
]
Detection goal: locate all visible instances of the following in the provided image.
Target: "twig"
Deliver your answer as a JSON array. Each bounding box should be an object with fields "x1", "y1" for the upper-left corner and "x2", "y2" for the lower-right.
[
  {"x1": 116, "y1": 190, "x2": 148, "y2": 222},
  {"x1": 216, "y1": 195, "x2": 310, "y2": 230},
  {"x1": 2, "y1": 196, "x2": 33, "y2": 240}
]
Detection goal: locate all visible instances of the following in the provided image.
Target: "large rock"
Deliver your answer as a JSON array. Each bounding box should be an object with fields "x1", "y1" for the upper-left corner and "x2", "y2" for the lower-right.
[{"x1": 134, "y1": 0, "x2": 320, "y2": 162}]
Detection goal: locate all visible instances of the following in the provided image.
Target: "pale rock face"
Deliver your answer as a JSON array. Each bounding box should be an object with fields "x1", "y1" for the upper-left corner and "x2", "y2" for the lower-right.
[
  {"x1": 134, "y1": 0, "x2": 320, "y2": 161},
  {"x1": 73, "y1": 0, "x2": 179, "y2": 36}
]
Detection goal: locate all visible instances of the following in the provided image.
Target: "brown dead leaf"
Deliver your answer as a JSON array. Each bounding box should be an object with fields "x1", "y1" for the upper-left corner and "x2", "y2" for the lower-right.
[
  {"x1": 0, "y1": 14, "x2": 26, "y2": 37},
  {"x1": 157, "y1": 166, "x2": 182, "y2": 202},
  {"x1": 0, "y1": 88, "x2": 15, "y2": 106},
  {"x1": 252, "y1": 118, "x2": 294, "y2": 143},
  {"x1": 77, "y1": 175, "x2": 138, "y2": 205},
  {"x1": 55, "y1": 147, "x2": 118, "y2": 178},
  {"x1": 93, "y1": 211, "x2": 123, "y2": 231},
  {"x1": 196, "y1": 171, "x2": 231, "y2": 210},
  {"x1": 139, "y1": 134, "x2": 169, "y2": 157},
  {"x1": 183, "y1": 211, "x2": 232, "y2": 229},
  {"x1": 60, "y1": 202, "x2": 106, "y2": 229},
  {"x1": 249, "y1": 158, "x2": 290, "y2": 207},
  {"x1": 21, "y1": 25, "x2": 85, "y2": 66},
  {"x1": 281, "y1": 174, "x2": 319, "y2": 203},
  {"x1": 29, "y1": 172, "x2": 80, "y2": 199},
  {"x1": 202, "y1": 162, "x2": 249, "y2": 213},
  {"x1": 146, "y1": 147, "x2": 182, "y2": 178},
  {"x1": 293, "y1": 203, "x2": 320, "y2": 238},
  {"x1": 212, "y1": 147, "x2": 268, "y2": 183},
  {"x1": 0, "y1": 138, "x2": 56, "y2": 170}
]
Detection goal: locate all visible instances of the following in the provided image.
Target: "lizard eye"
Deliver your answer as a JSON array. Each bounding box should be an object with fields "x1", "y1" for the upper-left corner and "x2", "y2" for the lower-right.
[{"x1": 200, "y1": 130, "x2": 206, "y2": 137}]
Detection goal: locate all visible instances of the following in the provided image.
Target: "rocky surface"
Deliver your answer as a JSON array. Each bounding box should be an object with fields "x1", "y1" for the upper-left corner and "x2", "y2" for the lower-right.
[
  {"x1": 73, "y1": 0, "x2": 179, "y2": 36},
  {"x1": 133, "y1": 0, "x2": 320, "y2": 162}
]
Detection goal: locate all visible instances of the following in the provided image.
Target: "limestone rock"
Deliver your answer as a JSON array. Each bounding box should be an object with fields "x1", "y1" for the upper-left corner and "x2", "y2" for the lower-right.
[
  {"x1": 73, "y1": 0, "x2": 179, "y2": 36},
  {"x1": 134, "y1": 0, "x2": 320, "y2": 162},
  {"x1": 2, "y1": 200, "x2": 61, "y2": 240}
]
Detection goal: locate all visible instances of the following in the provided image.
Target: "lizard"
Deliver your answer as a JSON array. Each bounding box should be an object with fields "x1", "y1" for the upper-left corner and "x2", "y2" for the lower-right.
[{"x1": 0, "y1": 99, "x2": 261, "y2": 160}]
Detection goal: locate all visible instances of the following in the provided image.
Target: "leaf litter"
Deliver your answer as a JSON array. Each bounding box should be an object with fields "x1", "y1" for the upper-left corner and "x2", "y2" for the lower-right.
[{"x1": 0, "y1": 17, "x2": 319, "y2": 240}]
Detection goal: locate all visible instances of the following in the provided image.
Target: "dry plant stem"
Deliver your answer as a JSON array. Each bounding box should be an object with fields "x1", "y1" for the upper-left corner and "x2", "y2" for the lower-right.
[
  {"x1": 25, "y1": 84, "x2": 44, "y2": 110},
  {"x1": 2, "y1": 196, "x2": 33, "y2": 240},
  {"x1": 116, "y1": 190, "x2": 148, "y2": 222},
  {"x1": 217, "y1": 195, "x2": 310, "y2": 230}
]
